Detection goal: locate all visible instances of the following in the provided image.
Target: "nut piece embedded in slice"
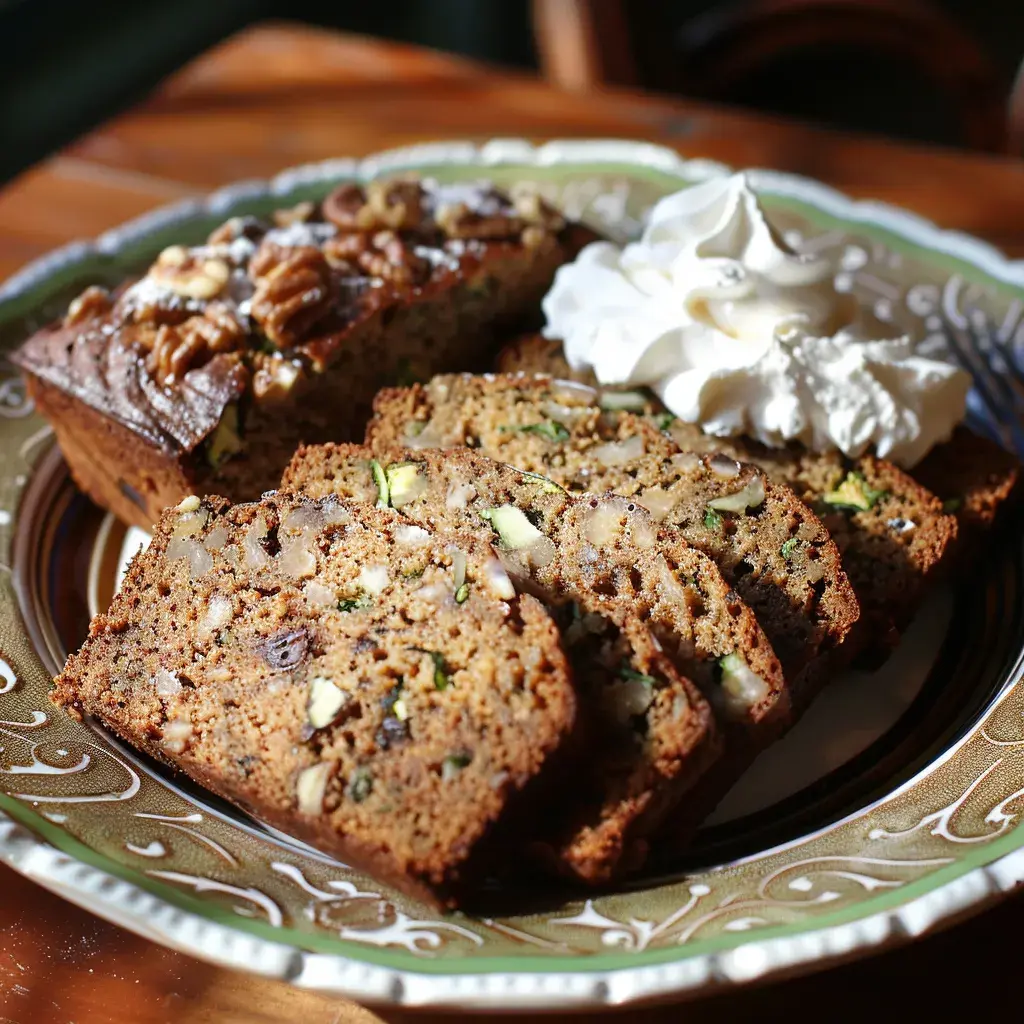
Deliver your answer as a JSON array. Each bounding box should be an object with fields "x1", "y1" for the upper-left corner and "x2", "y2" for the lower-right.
[
  {"x1": 707, "y1": 476, "x2": 766, "y2": 514},
  {"x1": 307, "y1": 676, "x2": 349, "y2": 731},
  {"x1": 718, "y1": 653, "x2": 769, "y2": 718},
  {"x1": 296, "y1": 761, "x2": 334, "y2": 815}
]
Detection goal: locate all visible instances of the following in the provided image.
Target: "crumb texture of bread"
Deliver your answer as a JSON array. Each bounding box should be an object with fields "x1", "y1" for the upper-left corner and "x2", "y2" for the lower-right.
[
  {"x1": 14, "y1": 181, "x2": 594, "y2": 529},
  {"x1": 365, "y1": 373, "x2": 857, "y2": 703},
  {"x1": 284, "y1": 443, "x2": 738, "y2": 881},
  {"x1": 52, "y1": 492, "x2": 577, "y2": 906}
]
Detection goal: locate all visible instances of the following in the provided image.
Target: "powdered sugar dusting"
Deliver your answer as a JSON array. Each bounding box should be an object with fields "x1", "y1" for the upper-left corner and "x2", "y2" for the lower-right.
[
  {"x1": 264, "y1": 222, "x2": 338, "y2": 248},
  {"x1": 119, "y1": 277, "x2": 205, "y2": 319},
  {"x1": 444, "y1": 238, "x2": 486, "y2": 257},
  {"x1": 225, "y1": 268, "x2": 255, "y2": 308},
  {"x1": 225, "y1": 236, "x2": 258, "y2": 265},
  {"x1": 413, "y1": 245, "x2": 461, "y2": 273},
  {"x1": 428, "y1": 181, "x2": 509, "y2": 217}
]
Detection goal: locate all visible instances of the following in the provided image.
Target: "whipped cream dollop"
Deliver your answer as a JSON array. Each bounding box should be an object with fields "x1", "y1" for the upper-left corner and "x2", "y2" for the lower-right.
[{"x1": 542, "y1": 173, "x2": 970, "y2": 467}]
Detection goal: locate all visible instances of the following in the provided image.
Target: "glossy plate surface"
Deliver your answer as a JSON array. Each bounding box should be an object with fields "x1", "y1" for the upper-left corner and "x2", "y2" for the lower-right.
[{"x1": 0, "y1": 140, "x2": 1023, "y2": 1011}]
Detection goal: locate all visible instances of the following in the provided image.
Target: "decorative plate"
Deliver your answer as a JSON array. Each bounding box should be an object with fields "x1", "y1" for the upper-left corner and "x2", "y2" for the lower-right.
[{"x1": 0, "y1": 140, "x2": 1023, "y2": 1012}]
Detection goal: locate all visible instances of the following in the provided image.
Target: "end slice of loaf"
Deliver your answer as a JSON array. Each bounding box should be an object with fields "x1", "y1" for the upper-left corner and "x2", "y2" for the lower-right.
[
  {"x1": 365, "y1": 374, "x2": 857, "y2": 709},
  {"x1": 913, "y1": 425, "x2": 1021, "y2": 545},
  {"x1": 52, "y1": 492, "x2": 577, "y2": 907},
  {"x1": 284, "y1": 443, "x2": 760, "y2": 880},
  {"x1": 496, "y1": 332, "x2": 597, "y2": 381}
]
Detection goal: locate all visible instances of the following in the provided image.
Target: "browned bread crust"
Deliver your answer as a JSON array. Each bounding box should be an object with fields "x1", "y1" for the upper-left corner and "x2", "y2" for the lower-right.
[
  {"x1": 52, "y1": 492, "x2": 577, "y2": 907},
  {"x1": 913, "y1": 425, "x2": 1021, "y2": 542},
  {"x1": 496, "y1": 331, "x2": 595, "y2": 381},
  {"x1": 14, "y1": 181, "x2": 593, "y2": 529}
]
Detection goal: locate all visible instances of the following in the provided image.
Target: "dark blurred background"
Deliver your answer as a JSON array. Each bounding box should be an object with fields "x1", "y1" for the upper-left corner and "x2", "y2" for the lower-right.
[{"x1": 2, "y1": 0, "x2": 1023, "y2": 185}]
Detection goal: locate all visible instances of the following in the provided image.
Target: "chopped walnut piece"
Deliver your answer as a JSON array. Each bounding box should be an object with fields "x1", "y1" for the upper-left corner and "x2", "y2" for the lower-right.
[
  {"x1": 366, "y1": 231, "x2": 430, "y2": 285},
  {"x1": 64, "y1": 286, "x2": 113, "y2": 327},
  {"x1": 320, "y1": 232, "x2": 362, "y2": 273},
  {"x1": 434, "y1": 198, "x2": 523, "y2": 240},
  {"x1": 249, "y1": 242, "x2": 335, "y2": 348},
  {"x1": 509, "y1": 185, "x2": 567, "y2": 232},
  {"x1": 150, "y1": 245, "x2": 231, "y2": 300},
  {"x1": 320, "y1": 184, "x2": 366, "y2": 230},
  {"x1": 273, "y1": 201, "x2": 316, "y2": 228},
  {"x1": 322, "y1": 178, "x2": 425, "y2": 233},
  {"x1": 208, "y1": 215, "x2": 265, "y2": 246},
  {"x1": 322, "y1": 230, "x2": 430, "y2": 286},
  {"x1": 120, "y1": 290, "x2": 196, "y2": 328},
  {"x1": 145, "y1": 303, "x2": 247, "y2": 385}
]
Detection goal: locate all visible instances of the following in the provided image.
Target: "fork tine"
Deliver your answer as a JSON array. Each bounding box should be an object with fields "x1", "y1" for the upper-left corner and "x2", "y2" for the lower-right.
[
  {"x1": 974, "y1": 318, "x2": 1024, "y2": 405},
  {"x1": 975, "y1": 322, "x2": 1024, "y2": 456},
  {"x1": 945, "y1": 323, "x2": 1019, "y2": 451},
  {"x1": 968, "y1": 319, "x2": 1024, "y2": 413}
]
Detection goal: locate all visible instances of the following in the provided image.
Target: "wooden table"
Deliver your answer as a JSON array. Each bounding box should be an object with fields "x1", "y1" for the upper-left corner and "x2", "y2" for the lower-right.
[{"x1": 2, "y1": 20, "x2": 1023, "y2": 1024}]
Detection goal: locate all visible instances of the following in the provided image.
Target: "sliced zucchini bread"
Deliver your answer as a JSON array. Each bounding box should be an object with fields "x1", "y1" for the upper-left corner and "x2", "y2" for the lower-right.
[
  {"x1": 52, "y1": 492, "x2": 578, "y2": 907},
  {"x1": 364, "y1": 373, "x2": 858, "y2": 709},
  {"x1": 495, "y1": 336, "x2": 1003, "y2": 654},
  {"x1": 284, "y1": 443, "x2": 792, "y2": 880}
]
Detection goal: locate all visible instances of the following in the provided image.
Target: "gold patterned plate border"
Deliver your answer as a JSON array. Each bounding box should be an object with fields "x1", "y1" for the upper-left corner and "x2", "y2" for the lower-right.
[{"x1": 0, "y1": 140, "x2": 1021, "y2": 1011}]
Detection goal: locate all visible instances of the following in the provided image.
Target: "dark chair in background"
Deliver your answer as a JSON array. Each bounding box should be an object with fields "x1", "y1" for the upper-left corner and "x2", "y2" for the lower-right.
[{"x1": 533, "y1": 0, "x2": 1024, "y2": 154}]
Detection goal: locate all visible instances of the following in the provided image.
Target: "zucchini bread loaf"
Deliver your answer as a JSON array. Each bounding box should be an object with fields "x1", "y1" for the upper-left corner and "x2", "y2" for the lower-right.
[
  {"x1": 284, "y1": 443, "x2": 788, "y2": 880},
  {"x1": 52, "y1": 492, "x2": 578, "y2": 907},
  {"x1": 14, "y1": 178, "x2": 593, "y2": 529},
  {"x1": 364, "y1": 374, "x2": 857, "y2": 708}
]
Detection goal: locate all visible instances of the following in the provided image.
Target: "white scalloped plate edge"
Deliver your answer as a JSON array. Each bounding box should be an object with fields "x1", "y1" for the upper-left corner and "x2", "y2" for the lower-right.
[{"x1": 3, "y1": 808, "x2": 1024, "y2": 1010}]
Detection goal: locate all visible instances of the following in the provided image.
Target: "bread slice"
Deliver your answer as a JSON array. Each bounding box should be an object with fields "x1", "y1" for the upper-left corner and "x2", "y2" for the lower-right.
[
  {"x1": 542, "y1": 606, "x2": 716, "y2": 882},
  {"x1": 494, "y1": 335, "x2": 970, "y2": 659},
  {"x1": 913, "y1": 425, "x2": 1021, "y2": 548},
  {"x1": 284, "y1": 443, "x2": 770, "y2": 880},
  {"x1": 52, "y1": 492, "x2": 578, "y2": 907},
  {"x1": 365, "y1": 374, "x2": 857, "y2": 710},
  {"x1": 496, "y1": 331, "x2": 596, "y2": 381}
]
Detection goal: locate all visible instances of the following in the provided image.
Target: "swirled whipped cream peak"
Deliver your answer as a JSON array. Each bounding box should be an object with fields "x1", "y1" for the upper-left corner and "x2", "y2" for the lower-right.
[{"x1": 542, "y1": 172, "x2": 970, "y2": 467}]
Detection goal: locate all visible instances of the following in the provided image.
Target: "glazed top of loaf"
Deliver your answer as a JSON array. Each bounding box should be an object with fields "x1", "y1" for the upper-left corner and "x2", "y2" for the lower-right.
[{"x1": 12, "y1": 178, "x2": 580, "y2": 455}]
